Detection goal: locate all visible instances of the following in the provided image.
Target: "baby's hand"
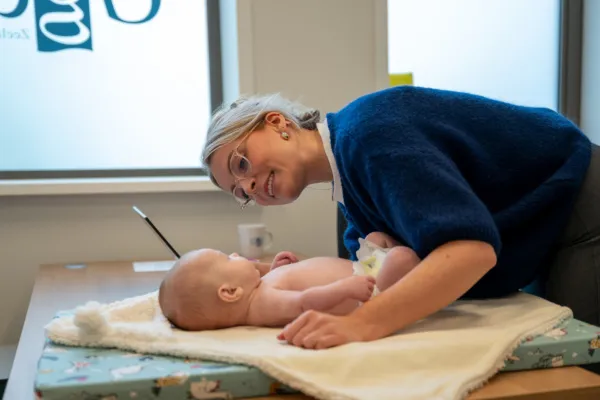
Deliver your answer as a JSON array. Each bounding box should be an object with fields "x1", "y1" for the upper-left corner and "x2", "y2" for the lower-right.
[
  {"x1": 271, "y1": 251, "x2": 299, "y2": 270},
  {"x1": 346, "y1": 275, "x2": 376, "y2": 302}
]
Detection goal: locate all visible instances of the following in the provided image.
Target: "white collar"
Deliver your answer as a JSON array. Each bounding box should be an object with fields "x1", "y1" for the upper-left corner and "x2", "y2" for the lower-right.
[{"x1": 317, "y1": 120, "x2": 344, "y2": 205}]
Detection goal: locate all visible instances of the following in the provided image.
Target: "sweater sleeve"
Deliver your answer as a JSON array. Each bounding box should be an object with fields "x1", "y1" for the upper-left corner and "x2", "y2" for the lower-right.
[
  {"x1": 336, "y1": 203, "x2": 361, "y2": 260},
  {"x1": 343, "y1": 219, "x2": 361, "y2": 262},
  {"x1": 356, "y1": 137, "x2": 502, "y2": 259}
]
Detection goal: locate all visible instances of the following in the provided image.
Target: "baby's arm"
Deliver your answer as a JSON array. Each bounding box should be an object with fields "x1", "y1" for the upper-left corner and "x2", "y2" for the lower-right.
[
  {"x1": 300, "y1": 275, "x2": 375, "y2": 311},
  {"x1": 270, "y1": 251, "x2": 299, "y2": 271},
  {"x1": 247, "y1": 276, "x2": 375, "y2": 327},
  {"x1": 239, "y1": 252, "x2": 299, "y2": 276}
]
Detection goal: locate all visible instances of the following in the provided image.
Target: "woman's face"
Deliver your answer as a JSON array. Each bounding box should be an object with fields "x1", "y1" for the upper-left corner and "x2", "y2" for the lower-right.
[{"x1": 209, "y1": 112, "x2": 307, "y2": 207}]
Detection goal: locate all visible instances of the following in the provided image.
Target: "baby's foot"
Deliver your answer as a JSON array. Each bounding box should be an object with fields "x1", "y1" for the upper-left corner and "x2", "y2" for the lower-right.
[{"x1": 346, "y1": 275, "x2": 376, "y2": 302}]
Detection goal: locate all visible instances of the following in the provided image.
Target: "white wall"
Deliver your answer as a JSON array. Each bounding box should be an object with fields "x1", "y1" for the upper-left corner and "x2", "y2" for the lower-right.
[
  {"x1": 387, "y1": 0, "x2": 561, "y2": 110},
  {"x1": 581, "y1": 0, "x2": 600, "y2": 143},
  {"x1": 0, "y1": 0, "x2": 385, "y2": 375}
]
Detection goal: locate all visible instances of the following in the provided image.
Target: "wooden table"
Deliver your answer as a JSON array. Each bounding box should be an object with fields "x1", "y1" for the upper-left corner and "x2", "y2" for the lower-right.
[{"x1": 5, "y1": 259, "x2": 600, "y2": 400}]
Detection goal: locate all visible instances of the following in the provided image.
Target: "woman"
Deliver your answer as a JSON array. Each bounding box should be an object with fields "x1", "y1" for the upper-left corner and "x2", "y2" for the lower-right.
[{"x1": 201, "y1": 86, "x2": 598, "y2": 350}]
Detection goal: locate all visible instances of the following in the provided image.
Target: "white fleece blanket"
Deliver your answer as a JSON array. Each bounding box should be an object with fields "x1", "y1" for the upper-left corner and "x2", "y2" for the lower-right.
[{"x1": 45, "y1": 291, "x2": 572, "y2": 400}]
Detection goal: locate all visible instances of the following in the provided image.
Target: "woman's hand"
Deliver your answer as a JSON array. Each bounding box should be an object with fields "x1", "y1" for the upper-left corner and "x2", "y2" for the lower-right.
[
  {"x1": 277, "y1": 311, "x2": 383, "y2": 349},
  {"x1": 277, "y1": 240, "x2": 497, "y2": 350},
  {"x1": 271, "y1": 251, "x2": 299, "y2": 270}
]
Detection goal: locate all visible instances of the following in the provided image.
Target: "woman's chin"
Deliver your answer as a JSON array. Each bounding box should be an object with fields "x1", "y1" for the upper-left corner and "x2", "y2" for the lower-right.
[
  {"x1": 269, "y1": 191, "x2": 298, "y2": 206},
  {"x1": 264, "y1": 182, "x2": 303, "y2": 205},
  {"x1": 269, "y1": 197, "x2": 295, "y2": 206}
]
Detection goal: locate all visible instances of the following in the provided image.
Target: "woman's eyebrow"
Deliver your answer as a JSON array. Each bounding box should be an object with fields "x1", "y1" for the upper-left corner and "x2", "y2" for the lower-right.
[{"x1": 227, "y1": 149, "x2": 234, "y2": 174}]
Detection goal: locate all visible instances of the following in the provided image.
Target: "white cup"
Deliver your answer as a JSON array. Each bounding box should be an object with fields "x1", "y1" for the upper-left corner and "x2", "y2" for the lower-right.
[{"x1": 237, "y1": 223, "x2": 273, "y2": 259}]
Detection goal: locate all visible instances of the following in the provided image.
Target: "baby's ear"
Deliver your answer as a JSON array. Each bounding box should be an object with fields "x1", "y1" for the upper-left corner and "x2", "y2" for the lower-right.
[{"x1": 217, "y1": 284, "x2": 244, "y2": 303}]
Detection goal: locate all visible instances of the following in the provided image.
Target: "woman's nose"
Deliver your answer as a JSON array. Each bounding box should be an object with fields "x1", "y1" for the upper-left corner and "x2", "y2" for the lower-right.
[{"x1": 240, "y1": 177, "x2": 257, "y2": 195}]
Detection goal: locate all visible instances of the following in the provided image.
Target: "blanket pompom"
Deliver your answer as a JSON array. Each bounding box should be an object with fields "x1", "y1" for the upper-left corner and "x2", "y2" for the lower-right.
[{"x1": 74, "y1": 301, "x2": 109, "y2": 337}]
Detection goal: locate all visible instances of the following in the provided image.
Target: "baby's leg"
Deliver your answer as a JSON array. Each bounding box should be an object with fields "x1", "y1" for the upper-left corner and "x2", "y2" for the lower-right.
[
  {"x1": 376, "y1": 246, "x2": 421, "y2": 292},
  {"x1": 365, "y1": 231, "x2": 401, "y2": 248},
  {"x1": 364, "y1": 232, "x2": 420, "y2": 290}
]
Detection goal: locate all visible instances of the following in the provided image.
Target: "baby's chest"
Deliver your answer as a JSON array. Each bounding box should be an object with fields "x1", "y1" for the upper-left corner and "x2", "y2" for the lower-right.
[
  {"x1": 264, "y1": 266, "x2": 350, "y2": 291},
  {"x1": 262, "y1": 270, "x2": 310, "y2": 291}
]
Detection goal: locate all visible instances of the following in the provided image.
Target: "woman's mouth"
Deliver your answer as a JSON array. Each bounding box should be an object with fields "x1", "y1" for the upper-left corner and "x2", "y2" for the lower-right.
[{"x1": 264, "y1": 172, "x2": 275, "y2": 197}]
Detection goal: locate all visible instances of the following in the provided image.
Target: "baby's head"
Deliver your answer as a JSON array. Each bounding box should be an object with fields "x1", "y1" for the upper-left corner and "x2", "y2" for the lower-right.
[{"x1": 158, "y1": 248, "x2": 261, "y2": 331}]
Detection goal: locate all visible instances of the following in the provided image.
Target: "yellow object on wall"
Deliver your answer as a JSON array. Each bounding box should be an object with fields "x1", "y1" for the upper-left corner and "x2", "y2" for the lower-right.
[{"x1": 389, "y1": 72, "x2": 414, "y2": 87}]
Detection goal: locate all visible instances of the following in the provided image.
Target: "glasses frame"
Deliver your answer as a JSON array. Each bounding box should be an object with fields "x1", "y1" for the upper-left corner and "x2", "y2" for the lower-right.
[{"x1": 230, "y1": 131, "x2": 257, "y2": 209}]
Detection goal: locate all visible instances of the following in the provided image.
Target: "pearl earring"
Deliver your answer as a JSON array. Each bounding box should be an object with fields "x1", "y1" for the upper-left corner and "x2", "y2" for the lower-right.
[{"x1": 281, "y1": 132, "x2": 290, "y2": 141}]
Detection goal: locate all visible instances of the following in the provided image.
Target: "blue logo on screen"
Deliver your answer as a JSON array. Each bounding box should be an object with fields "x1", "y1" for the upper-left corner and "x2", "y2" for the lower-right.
[{"x1": 0, "y1": 0, "x2": 161, "y2": 52}]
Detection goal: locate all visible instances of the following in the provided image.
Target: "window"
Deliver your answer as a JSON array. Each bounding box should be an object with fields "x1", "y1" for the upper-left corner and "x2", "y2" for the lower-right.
[
  {"x1": 0, "y1": 0, "x2": 222, "y2": 179},
  {"x1": 387, "y1": 0, "x2": 561, "y2": 110}
]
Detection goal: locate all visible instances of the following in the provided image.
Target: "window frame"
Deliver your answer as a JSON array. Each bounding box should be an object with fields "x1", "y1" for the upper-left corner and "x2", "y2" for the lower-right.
[
  {"x1": 558, "y1": 0, "x2": 583, "y2": 125},
  {"x1": 0, "y1": 0, "x2": 223, "y2": 182}
]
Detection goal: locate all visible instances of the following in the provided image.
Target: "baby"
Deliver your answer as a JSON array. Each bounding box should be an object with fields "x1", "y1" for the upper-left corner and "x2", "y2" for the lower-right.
[{"x1": 158, "y1": 232, "x2": 420, "y2": 331}]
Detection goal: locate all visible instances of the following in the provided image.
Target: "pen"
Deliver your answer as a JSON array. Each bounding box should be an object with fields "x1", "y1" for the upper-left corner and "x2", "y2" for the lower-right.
[{"x1": 132, "y1": 205, "x2": 181, "y2": 259}]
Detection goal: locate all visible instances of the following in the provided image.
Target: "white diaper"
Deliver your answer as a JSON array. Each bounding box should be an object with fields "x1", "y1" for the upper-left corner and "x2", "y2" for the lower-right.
[{"x1": 352, "y1": 238, "x2": 390, "y2": 298}]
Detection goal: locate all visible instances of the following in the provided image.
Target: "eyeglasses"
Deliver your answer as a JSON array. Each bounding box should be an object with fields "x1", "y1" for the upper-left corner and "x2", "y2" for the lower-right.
[{"x1": 230, "y1": 134, "x2": 256, "y2": 209}]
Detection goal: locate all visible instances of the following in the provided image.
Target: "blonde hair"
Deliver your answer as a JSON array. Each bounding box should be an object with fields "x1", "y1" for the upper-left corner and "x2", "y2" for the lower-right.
[{"x1": 201, "y1": 93, "x2": 321, "y2": 185}]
